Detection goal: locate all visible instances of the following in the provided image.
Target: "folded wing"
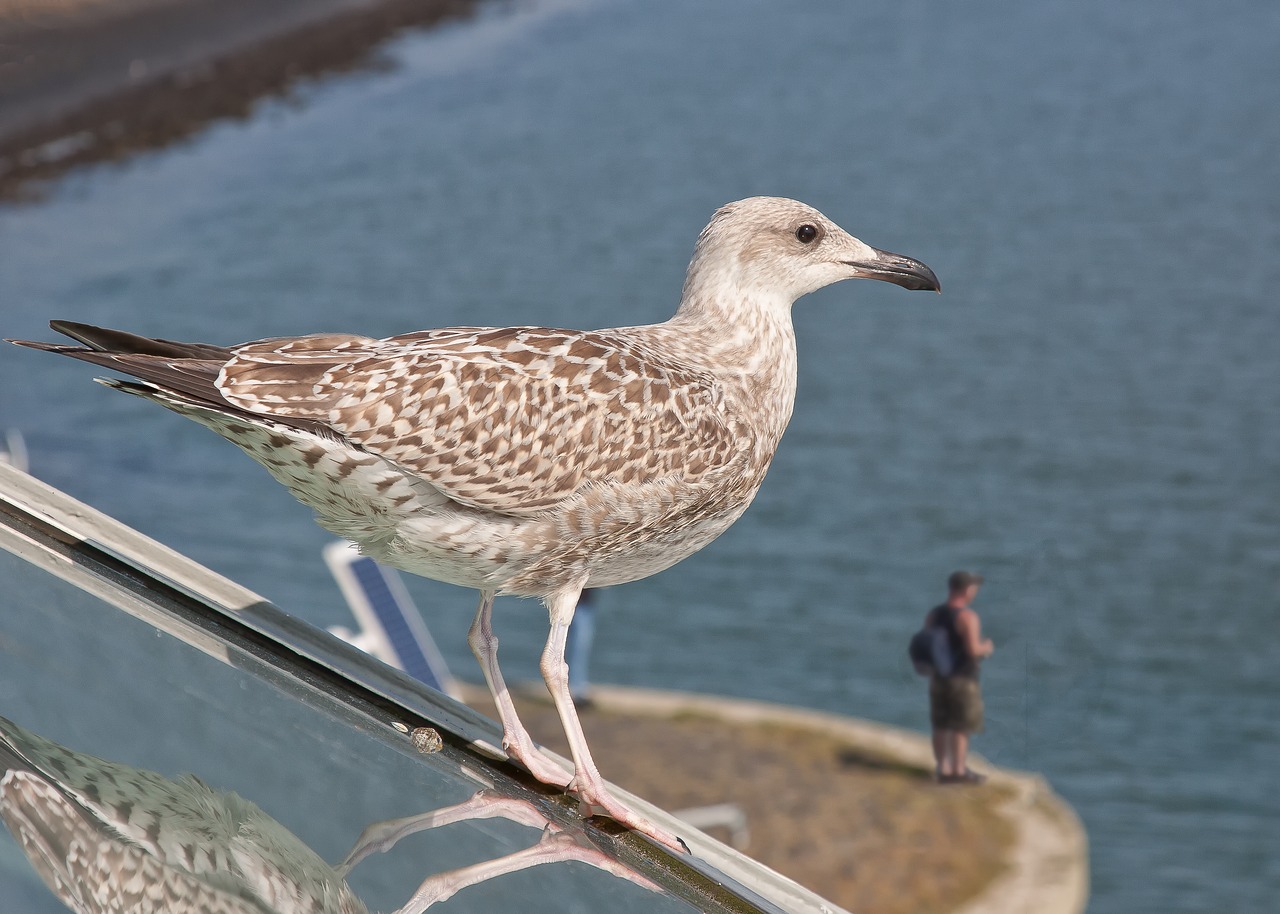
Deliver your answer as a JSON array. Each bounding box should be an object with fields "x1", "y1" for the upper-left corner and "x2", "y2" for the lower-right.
[{"x1": 218, "y1": 326, "x2": 740, "y2": 516}]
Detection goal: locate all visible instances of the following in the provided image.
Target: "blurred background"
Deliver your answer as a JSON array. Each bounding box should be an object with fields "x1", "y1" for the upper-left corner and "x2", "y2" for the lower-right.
[{"x1": 1, "y1": 1, "x2": 1277, "y2": 912}]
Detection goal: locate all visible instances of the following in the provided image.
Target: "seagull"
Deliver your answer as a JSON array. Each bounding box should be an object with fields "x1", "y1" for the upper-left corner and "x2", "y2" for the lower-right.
[{"x1": 10, "y1": 196, "x2": 939, "y2": 852}]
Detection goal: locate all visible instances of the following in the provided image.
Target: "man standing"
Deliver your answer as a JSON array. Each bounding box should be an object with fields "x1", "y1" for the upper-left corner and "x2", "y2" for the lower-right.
[{"x1": 926, "y1": 571, "x2": 994, "y2": 784}]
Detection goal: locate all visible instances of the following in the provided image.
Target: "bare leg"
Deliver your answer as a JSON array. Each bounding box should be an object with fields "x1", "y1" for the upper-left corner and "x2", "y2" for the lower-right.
[
  {"x1": 931, "y1": 728, "x2": 949, "y2": 777},
  {"x1": 468, "y1": 591, "x2": 572, "y2": 788},
  {"x1": 541, "y1": 584, "x2": 688, "y2": 853},
  {"x1": 337, "y1": 790, "x2": 550, "y2": 876},
  {"x1": 394, "y1": 827, "x2": 661, "y2": 912},
  {"x1": 953, "y1": 731, "x2": 970, "y2": 775},
  {"x1": 945, "y1": 728, "x2": 962, "y2": 776},
  {"x1": 340, "y1": 790, "x2": 661, "y2": 911}
]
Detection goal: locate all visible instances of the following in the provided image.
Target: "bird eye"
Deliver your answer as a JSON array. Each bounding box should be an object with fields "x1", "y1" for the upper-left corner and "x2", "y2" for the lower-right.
[{"x1": 795, "y1": 224, "x2": 819, "y2": 244}]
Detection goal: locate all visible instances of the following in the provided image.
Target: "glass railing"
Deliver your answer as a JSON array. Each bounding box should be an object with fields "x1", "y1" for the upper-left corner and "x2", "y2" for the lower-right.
[{"x1": 0, "y1": 462, "x2": 841, "y2": 914}]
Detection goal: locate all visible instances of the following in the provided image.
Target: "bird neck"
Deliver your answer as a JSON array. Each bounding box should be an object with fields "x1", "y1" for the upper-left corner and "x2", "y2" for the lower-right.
[{"x1": 667, "y1": 294, "x2": 799, "y2": 446}]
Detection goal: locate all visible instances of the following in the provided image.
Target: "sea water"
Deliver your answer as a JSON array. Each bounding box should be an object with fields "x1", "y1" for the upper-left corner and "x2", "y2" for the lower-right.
[{"x1": 1, "y1": 1, "x2": 1277, "y2": 910}]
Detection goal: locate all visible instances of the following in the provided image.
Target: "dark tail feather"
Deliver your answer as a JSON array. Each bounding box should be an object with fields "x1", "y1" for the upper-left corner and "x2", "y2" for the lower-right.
[
  {"x1": 48, "y1": 320, "x2": 235, "y2": 361},
  {"x1": 9, "y1": 322, "x2": 229, "y2": 409},
  {"x1": 8, "y1": 322, "x2": 335, "y2": 439}
]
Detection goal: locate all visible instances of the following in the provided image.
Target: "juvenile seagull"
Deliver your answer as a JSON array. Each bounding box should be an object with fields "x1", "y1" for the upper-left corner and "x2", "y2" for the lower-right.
[{"x1": 10, "y1": 197, "x2": 939, "y2": 852}]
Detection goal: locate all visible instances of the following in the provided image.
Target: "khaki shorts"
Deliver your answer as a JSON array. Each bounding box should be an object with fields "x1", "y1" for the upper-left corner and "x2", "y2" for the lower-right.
[{"x1": 930, "y1": 676, "x2": 984, "y2": 733}]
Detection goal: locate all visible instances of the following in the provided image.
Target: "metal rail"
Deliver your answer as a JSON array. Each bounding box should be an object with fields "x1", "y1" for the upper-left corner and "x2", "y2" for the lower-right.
[{"x1": 0, "y1": 461, "x2": 847, "y2": 914}]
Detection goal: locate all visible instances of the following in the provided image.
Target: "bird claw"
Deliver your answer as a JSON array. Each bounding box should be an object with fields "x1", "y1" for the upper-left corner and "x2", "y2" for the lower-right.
[
  {"x1": 501, "y1": 739, "x2": 573, "y2": 789},
  {"x1": 568, "y1": 784, "x2": 691, "y2": 854}
]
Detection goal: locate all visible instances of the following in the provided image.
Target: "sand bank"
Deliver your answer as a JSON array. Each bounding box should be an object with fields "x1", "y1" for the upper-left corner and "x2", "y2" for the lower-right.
[
  {"x1": 464, "y1": 682, "x2": 1089, "y2": 914},
  {"x1": 0, "y1": 0, "x2": 478, "y2": 198}
]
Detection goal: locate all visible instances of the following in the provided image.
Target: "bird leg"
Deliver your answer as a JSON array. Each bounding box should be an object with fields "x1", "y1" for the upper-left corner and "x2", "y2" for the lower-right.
[
  {"x1": 541, "y1": 584, "x2": 690, "y2": 853},
  {"x1": 337, "y1": 790, "x2": 546, "y2": 876},
  {"x1": 339, "y1": 789, "x2": 662, "y2": 912},
  {"x1": 467, "y1": 591, "x2": 572, "y2": 788},
  {"x1": 393, "y1": 819, "x2": 662, "y2": 912}
]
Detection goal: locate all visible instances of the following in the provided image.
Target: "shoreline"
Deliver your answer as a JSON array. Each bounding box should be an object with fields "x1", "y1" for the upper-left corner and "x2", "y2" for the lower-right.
[
  {"x1": 464, "y1": 681, "x2": 1090, "y2": 914},
  {"x1": 0, "y1": 0, "x2": 481, "y2": 199}
]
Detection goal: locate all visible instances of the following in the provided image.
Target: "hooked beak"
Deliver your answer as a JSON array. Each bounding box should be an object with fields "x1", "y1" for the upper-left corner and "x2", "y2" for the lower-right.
[{"x1": 844, "y1": 247, "x2": 941, "y2": 293}]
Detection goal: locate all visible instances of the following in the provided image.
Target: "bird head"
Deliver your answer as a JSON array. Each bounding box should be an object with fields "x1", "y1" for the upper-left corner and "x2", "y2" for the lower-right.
[{"x1": 681, "y1": 196, "x2": 940, "y2": 310}]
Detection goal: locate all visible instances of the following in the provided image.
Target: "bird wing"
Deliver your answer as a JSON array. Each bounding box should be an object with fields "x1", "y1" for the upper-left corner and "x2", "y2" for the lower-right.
[{"x1": 218, "y1": 327, "x2": 743, "y2": 516}]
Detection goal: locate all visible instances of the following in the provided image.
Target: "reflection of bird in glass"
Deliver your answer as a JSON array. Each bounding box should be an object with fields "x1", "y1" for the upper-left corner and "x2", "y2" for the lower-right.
[
  {"x1": 10, "y1": 197, "x2": 938, "y2": 851},
  {"x1": 0, "y1": 717, "x2": 657, "y2": 913},
  {"x1": 0, "y1": 716, "x2": 365, "y2": 914}
]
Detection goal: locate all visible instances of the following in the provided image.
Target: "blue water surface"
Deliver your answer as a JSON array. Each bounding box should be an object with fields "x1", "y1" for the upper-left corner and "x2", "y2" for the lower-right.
[{"x1": 1, "y1": 1, "x2": 1278, "y2": 911}]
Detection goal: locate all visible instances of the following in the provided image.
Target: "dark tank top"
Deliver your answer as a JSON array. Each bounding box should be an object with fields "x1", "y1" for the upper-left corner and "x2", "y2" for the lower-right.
[{"x1": 932, "y1": 604, "x2": 979, "y2": 680}]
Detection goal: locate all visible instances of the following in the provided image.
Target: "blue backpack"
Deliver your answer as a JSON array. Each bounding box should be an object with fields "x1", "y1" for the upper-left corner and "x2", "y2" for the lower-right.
[{"x1": 909, "y1": 617, "x2": 957, "y2": 678}]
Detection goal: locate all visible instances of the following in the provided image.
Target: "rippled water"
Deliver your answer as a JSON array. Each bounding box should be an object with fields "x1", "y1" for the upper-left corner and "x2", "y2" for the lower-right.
[{"x1": 2, "y1": 1, "x2": 1278, "y2": 911}]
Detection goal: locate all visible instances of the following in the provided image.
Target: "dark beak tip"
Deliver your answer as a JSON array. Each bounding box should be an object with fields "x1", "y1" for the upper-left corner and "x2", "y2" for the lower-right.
[
  {"x1": 846, "y1": 251, "x2": 940, "y2": 294},
  {"x1": 904, "y1": 272, "x2": 941, "y2": 293}
]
